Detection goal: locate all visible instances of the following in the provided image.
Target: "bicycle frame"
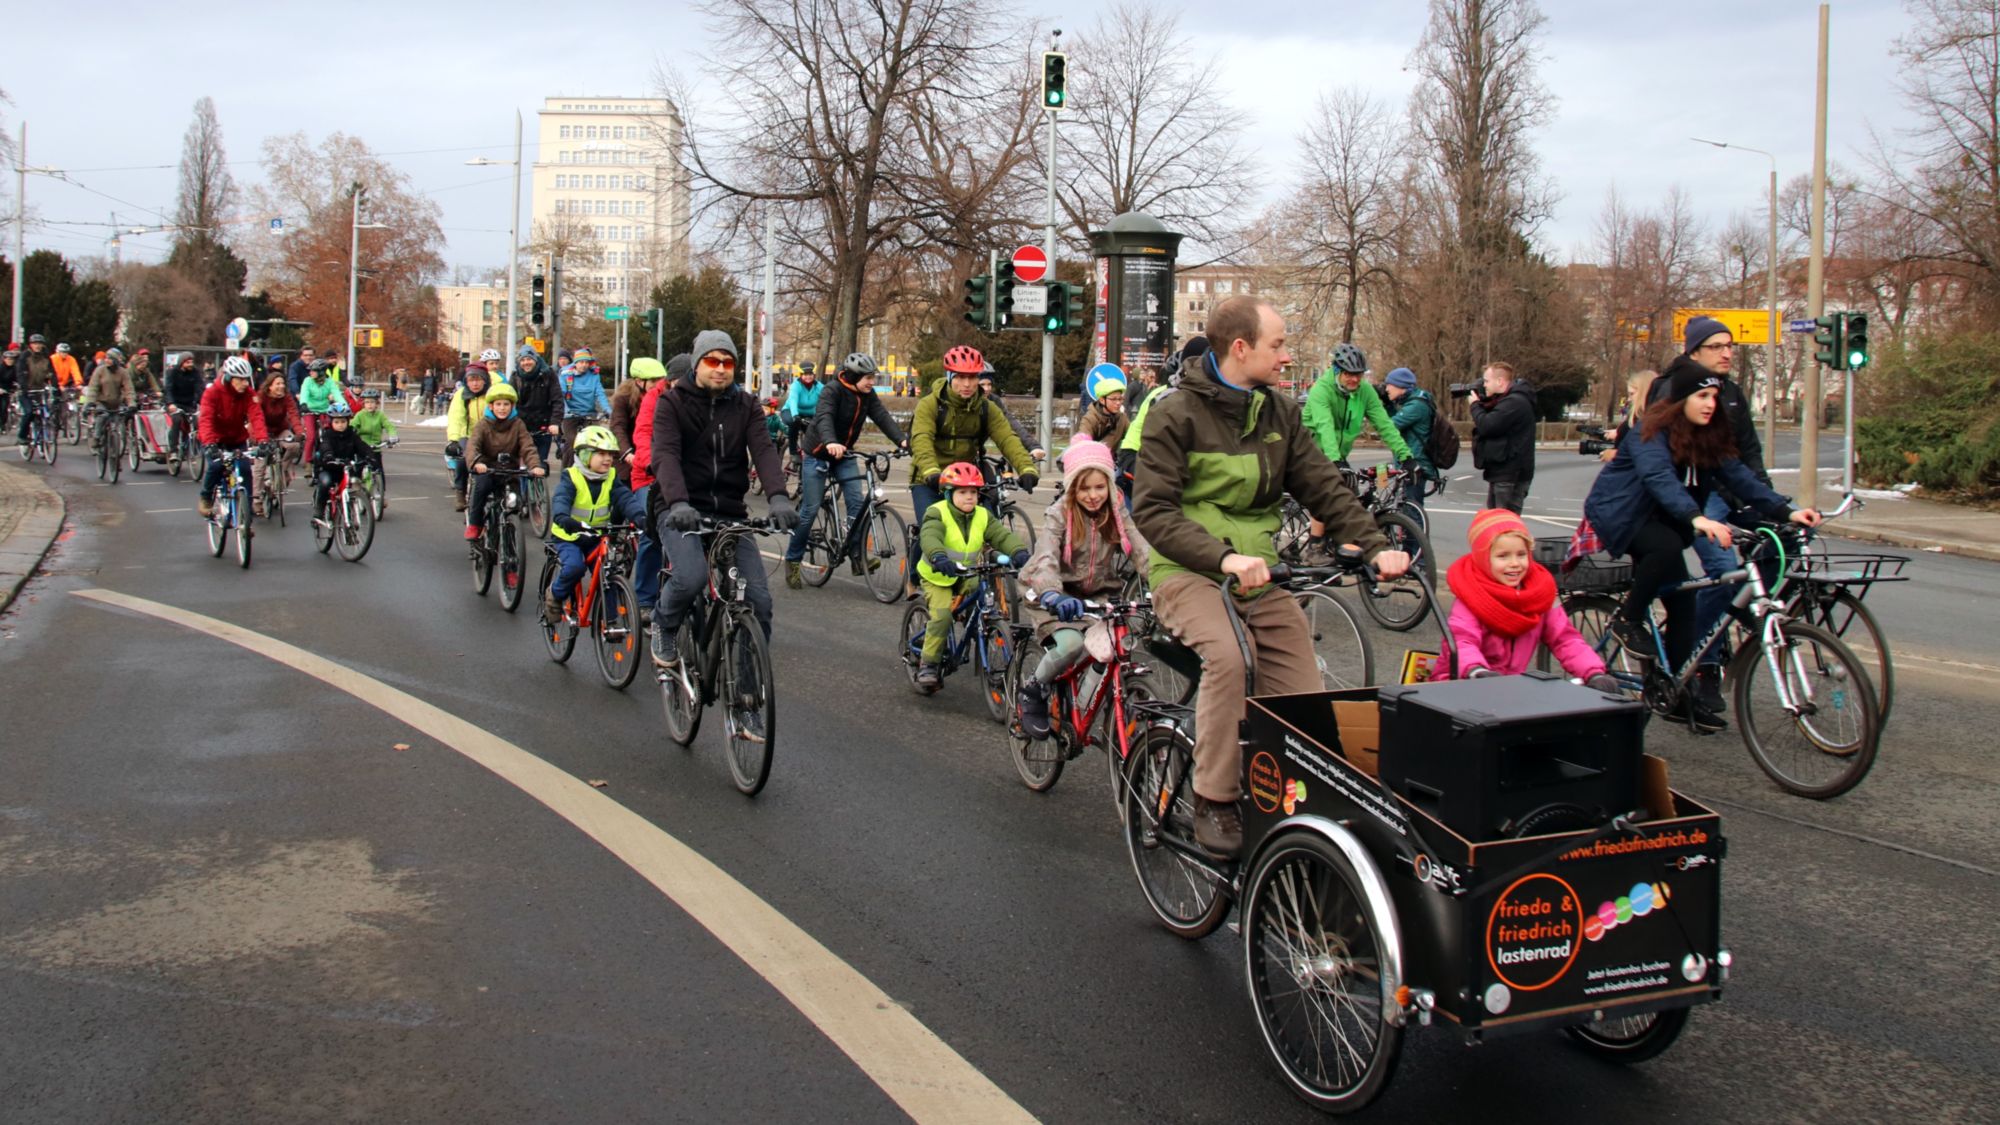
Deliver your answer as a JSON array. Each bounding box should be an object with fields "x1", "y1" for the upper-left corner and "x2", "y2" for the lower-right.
[
  {"x1": 938, "y1": 571, "x2": 1010, "y2": 674},
  {"x1": 565, "y1": 527, "x2": 638, "y2": 631},
  {"x1": 1048, "y1": 609, "x2": 1149, "y2": 763},
  {"x1": 830, "y1": 450, "x2": 897, "y2": 558}
]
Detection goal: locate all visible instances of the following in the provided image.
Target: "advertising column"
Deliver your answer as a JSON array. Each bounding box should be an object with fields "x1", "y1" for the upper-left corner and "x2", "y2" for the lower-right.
[{"x1": 1087, "y1": 212, "x2": 1185, "y2": 386}]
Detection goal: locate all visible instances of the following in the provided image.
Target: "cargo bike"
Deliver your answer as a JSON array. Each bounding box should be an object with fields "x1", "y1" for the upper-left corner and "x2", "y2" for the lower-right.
[{"x1": 1118, "y1": 556, "x2": 1730, "y2": 1112}]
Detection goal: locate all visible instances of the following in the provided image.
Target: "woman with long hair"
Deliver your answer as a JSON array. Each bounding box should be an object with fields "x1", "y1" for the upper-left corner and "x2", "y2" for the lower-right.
[{"x1": 1581, "y1": 365, "x2": 1819, "y2": 727}]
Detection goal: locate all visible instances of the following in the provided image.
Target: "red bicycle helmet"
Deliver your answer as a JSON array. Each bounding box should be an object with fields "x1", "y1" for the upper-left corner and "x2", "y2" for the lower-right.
[
  {"x1": 942, "y1": 345, "x2": 984, "y2": 374},
  {"x1": 938, "y1": 461, "x2": 984, "y2": 488}
]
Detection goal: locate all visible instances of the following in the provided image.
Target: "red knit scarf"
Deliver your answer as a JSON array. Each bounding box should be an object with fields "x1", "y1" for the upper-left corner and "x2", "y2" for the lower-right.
[{"x1": 1447, "y1": 553, "x2": 1557, "y2": 637}]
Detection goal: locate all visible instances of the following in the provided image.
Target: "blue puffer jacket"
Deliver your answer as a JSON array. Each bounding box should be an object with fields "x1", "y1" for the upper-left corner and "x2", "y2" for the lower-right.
[
  {"x1": 560, "y1": 364, "x2": 610, "y2": 419},
  {"x1": 1583, "y1": 426, "x2": 1792, "y2": 556}
]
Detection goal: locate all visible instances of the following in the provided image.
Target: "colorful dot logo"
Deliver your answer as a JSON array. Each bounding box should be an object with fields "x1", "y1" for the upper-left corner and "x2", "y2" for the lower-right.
[
  {"x1": 1283, "y1": 778, "x2": 1308, "y2": 815},
  {"x1": 1583, "y1": 881, "x2": 1670, "y2": 942}
]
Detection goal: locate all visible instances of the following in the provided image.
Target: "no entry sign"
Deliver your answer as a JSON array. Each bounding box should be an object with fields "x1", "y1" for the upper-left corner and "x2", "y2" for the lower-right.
[{"x1": 1012, "y1": 245, "x2": 1048, "y2": 283}]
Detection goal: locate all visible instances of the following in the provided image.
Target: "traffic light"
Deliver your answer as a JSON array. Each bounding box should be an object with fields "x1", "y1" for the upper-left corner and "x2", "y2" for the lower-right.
[
  {"x1": 1064, "y1": 283, "x2": 1084, "y2": 333},
  {"x1": 1044, "y1": 282, "x2": 1074, "y2": 334},
  {"x1": 1813, "y1": 313, "x2": 1842, "y2": 370},
  {"x1": 645, "y1": 308, "x2": 663, "y2": 337},
  {"x1": 963, "y1": 273, "x2": 992, "y2": 331},
  {"x1": 995, "y1": 260, "x2": 1018, "y2": 323},
  {"x1": 1841, "y1": 313, "x2": 1869, "y2": 370},
  {"x1": 530, "y1": 272, "x2": 547, "y2": 328},
  {"x1": 1041, "y1": 51, "x2": 1067, "y2": 110}
]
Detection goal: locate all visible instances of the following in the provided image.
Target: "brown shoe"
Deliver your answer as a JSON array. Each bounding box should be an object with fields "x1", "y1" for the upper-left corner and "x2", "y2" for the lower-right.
[
  {"x1": 1192, "y1": 796, "x2": 1244, "y2": 860},
  {"x1": 453, "y1": 490, "x2": 468, "y2": 512}
]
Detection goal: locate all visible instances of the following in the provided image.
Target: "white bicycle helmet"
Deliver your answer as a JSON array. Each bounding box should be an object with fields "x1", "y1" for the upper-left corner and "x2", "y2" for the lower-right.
[
  {"x1": 479, "y1": 348, "x2": 503, "y2": 365},
  {"x1": 221, "y1": 355, "x2": 255, "y2": 381}
]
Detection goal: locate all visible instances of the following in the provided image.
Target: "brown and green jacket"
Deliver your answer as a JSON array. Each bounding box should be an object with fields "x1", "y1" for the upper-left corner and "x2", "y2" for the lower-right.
[{"x1": 1132, "y1": 357, "x2": 1386, "y2": 590}]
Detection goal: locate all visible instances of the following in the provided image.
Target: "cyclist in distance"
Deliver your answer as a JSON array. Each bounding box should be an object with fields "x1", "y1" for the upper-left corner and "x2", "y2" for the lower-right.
[
  {"x1": 510, "y1": 345, "x2": 565, "y2": 466},
  {"x1": 446, "y1": 363, "x2": 499, "y2": 512},
  {"x1": 310, "y1": 397, "x2": 368, "y2": 527},
  {"x1": 296, "y1": 359, "x2": 350, "y2": 464},
  {"x1": 1133, "y1": 297, "x2": 1408, "y2": 860},
  {"x1": 85, "y1": 346, "x2": 138, "y2": 449},
  {"x1": 909, "y1": 345, "x2": 1039, "y2": 520},
  {"x1": 1299, "y1": 342, "x2": 1413, "y2": 565},
  {"x1": 780, "y1": 361, "x2": 823, "y2": 467},
  {"x1": 647, "y1": 331, "x2": 797, "y2": 668},
  {"x1": 544, "y1": 425, "x2": 649, "y2": 624},
  {"x1": 463, "y1": 381, "x2": 545, "y2": 542},
  {"x1": 164, "y1": 353, "x2": 205, "y2": 457},
  {"x1": 977, "y1": 364, "x2": 1048, "y2": 465},
  {"x1": 559, "y1": 347, "x2": 611, "y2": 453},
  {"x1": 478, "y1": 348, "x2": 507, "y2": 383},
  {"x1": 195, "y1": 357, "x2": 268, "y2": 519},
  {"x1": 783, "y1": 351, "x2": 908, "y2": 589},
  {"x1": 352, "y1": 389, "x2": 398, "y2": 512},
  {"x1": 12, "y1": 336, "x2": 58, "y2": 449},
  {"x1": 252, "y1": 373, "x2": 303, "y2": 517}
]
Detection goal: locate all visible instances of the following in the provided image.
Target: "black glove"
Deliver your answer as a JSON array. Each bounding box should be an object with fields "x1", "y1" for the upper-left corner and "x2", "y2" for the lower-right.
[
  {"x1": 767, "y1": 494, "x2": 799, "y2": 531},
  {"x1": 1585, "y1": 673, "x2": 1622, "y2": 694},
  {"x1": 445, "y1": 440, "x2": 463, "y2": 459},
  {"x1": 554, "y1": 515, "x2": 585, "y2": 536},
  {"x1": 1018, "y1": 471, "x2": 1039, "y2": 493},
  {"x1": 922, "y1": 470, "x2": 941, "y2": 488},
  {"x1": 666, "y1": 501, "x2": 702, "y2": 532},
  {"x1": 929, "y1": 552, "x2": 966, "y2": 578}
]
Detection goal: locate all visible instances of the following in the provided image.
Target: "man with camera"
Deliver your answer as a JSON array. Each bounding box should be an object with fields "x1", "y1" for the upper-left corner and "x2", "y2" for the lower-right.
[{"x1": 1464, "y1": 361, "x2": 1537, "y2": 513}]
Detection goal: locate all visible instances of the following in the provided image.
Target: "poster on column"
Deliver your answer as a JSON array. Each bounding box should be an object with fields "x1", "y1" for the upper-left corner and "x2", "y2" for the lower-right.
[
  {"x1": 1091, "y1": 257, "x2": 1111, "y2": 367},
  {"x1": 1118, "y1": 256, "x2": 1174, "y2": 377}
]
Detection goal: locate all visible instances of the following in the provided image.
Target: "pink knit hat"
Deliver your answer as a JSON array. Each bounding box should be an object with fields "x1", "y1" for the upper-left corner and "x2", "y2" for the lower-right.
[{"x1": 1057, "y1": 438, "x2": 1128, "y2": 566}]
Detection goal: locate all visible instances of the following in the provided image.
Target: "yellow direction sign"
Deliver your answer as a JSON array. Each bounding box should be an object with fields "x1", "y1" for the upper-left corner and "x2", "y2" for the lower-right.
[
  {"x1": 1673, "y1": 308, "x2": 1772, "y2": 346},
  {"x1": 352, "y1": 327, "x2": 385, "y2": 348}
]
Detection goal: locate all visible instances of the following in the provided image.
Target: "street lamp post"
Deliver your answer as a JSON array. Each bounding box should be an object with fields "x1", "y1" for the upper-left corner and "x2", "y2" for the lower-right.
[
  {"x1": 467, "y1": 111, "x2": 524, "y2": 363},
  {"x1": 345, "y1": 185, "x2": 391, "y2": 383},
  {"x1": 1692, "y1": 138, "x2": 1781, "y2": 458}
]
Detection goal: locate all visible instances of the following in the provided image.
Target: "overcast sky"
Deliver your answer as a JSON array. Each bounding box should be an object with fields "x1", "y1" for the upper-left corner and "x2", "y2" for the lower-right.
[{"x1": 8, "y1": 0, "x2": 1920, "y2": 280}]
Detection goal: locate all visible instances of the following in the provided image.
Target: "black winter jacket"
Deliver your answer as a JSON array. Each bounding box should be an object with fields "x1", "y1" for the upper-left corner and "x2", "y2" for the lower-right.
[
  {"x1": 165, "y1": 365, "x2": 205, "y2": 412},
  {"x1": 1646, "y1": 356, "x2": 1775, "y2": 504},
  {"x1": 810, "y1": 375, "x2": 906, "y2": 456},
  {"x1": 511, "y1": 363, "x2": 564, "y2": 429},
  {"x1": 1469, "y1": 379, "x2": 1538, "y2": 480},
  {"x1": 649, "y1": 372, "x2": 787, "y2": 518}
]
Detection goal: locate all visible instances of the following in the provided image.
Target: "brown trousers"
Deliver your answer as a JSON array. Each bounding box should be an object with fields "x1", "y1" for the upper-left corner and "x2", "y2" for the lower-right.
[{"x1": 1152, "y1": 572, "x2": 1322, "y2": 802}]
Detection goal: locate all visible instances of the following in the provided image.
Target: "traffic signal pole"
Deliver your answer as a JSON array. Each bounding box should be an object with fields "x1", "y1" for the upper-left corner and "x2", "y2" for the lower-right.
[
  {"x1": 1038, "y1": 93, "x2": 1059, "y2": 453},
  {"x1": 1802, "y1": 2, "x2": 1830, "y2": 506}
]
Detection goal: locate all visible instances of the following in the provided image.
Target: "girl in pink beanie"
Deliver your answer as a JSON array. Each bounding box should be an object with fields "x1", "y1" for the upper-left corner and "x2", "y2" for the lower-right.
[{"x1": 1441, "y1": 508, "x2": 1614, "y2": 687}]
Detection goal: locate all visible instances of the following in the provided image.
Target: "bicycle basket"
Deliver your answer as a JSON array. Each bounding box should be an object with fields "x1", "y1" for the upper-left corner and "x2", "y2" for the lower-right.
[
  {"x1": 1561, "y1": 552, "x2": 1632, "y2": 593},
  {"x1": 1788, "y1": 551, "x2": 1909, "y2": 592},
  {"x1": 1532, "y1": 536, "x2": 1570, "y2": 571}
]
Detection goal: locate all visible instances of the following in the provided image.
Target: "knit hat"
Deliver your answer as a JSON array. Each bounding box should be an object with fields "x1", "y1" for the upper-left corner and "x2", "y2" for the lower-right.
[
  {"x1": 1179, "y1": 336, "x2": 1210, "y2": 361},
  {"x1": 573, "y1": 346, "x2": 592, "y2": 360},
  {"x1": 1059, "y1": 437, "x2": 1116, "y2": 488},
  {"x1": 667, "y1": 353, "x2": 694, "y2": 381},
  {"x1": 1467, "y1": 508, "x2": 1532, "y2": 558},
  {"x1": 1663, "y1": 361, "x2": 1723, "y2": 404},
  {"x1": 1385, "y1": 367, "x2": 1418, "y2": 390},
  {"x1": 518, "y1": 344, "x2": 539, "y2": 359},
  {"x1": 1683, "y1": 315, "x2": 1729, "y2": 356},
  {"x1": 691, "y1": 329, "x2": 738, "y2": 364}
]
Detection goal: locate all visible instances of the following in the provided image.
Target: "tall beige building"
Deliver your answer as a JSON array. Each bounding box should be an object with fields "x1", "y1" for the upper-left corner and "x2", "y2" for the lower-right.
[
  {"x1": 529, "y1": 96, "x2": 690, "y2": 309},
  {"x1": 435, "y1": 282, "x2": 524, "y2": 358}
]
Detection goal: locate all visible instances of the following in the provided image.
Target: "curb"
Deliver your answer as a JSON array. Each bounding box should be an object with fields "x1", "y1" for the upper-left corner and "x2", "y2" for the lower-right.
[
  {"x1": 0, "y1": 463, "x2": 67, "y2": 614},
  {"x1": 1826, "y1": 524, "x2": 2000, "y2": 564}
]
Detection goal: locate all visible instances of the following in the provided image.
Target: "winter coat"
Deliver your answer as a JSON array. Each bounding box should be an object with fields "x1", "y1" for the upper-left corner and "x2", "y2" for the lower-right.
[
  {"x1": 128, "y1": 357, "x2": 160, "y2": 398},
  {"x1": 446, "y1": 382, "x2": 496, "y2": 444},
  {"x1": 165, "y1": 365, "x2": 204, "y2": 412},
  {"x1": 610, "y1": 378, "x2": 653, "y2": 454},
  {"x1": 551, "y1": 466, "x2": 647, "y2": 539},
  {"x1": 86, "y1": 362, "x2": 136, "y2": 408},
  {"x1": 1582, "y1": 423, "x2": 1793, "y2": 557},
  {"x1": 648, "y1": 370, "x2": 786, "y2": 519},
  {"x1": 1133, "y1": 354, "x2": 1387, "y2": 590},
  {"x1": 559, "y1": 364, "x2": 610, "y2": 419},
  {"x1": 285, "y1": 357, "x2": 312, "y2": 396},
  {"x1": 1437, "y1": 599, "x2": 1605, "y2": 681},
  {"x1": 510, "y1": 361, "x2": 564, "y2": 429},
  {"x1": 1386, "y1": 388, "x2": 1438, "y2": 478},
  {"x1": 351, "y1": 409, "x2": 397, "y2": 448},
  {"x1": 1645, "y1": 356, "x2": 1774, "y2": 504},
  {"x1": 297, "y1": 374, "x2": 345, "y2": 415},
  {"x1": 810, "y1": 375, "x2": 906, "y2": 457},
  {"x1": 907, "y1": 383, "x2": 1036, "y2": 484},
  {"x1": 1469, "y1": 379, "x2": 1538, "y2": 480},
  {"x1": 313, "y1": 424, "x2": 370, "y2": 465},
  {"x1": 467, "y1": 411, "x2": 541, "y2": 471},
  {"x1": 1019, "y1": 494, "x2": 1151, "y2": 637},
  {"x1": 197, "y1": 379, "x2": 268, "y2": 448},
  {"x1": 1301, "y1": 374, "x2": 1411, "y2": 463},
  {"x1": 630, "y1": 381, "x2": 667, "y2": 490},
  {"x1": 51, "y1": 352, "x2": 84, "y2": 387},
  {"x1": 16, "y1": 350, "x2": 55, "y2": 393},
  {"x1": 256, "y1": 391, "x2": 302, "y2": 440},
  {"x1": 781, "y1": 378, "x2": 822, "y2": 426},
  {"x1": 1078, "y1": 400, "x2": 1129, "y2": 449}
]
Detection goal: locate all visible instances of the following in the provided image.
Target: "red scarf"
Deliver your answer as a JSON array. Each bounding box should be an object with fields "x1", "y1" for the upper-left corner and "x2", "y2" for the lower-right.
[{"x1": 1447, "y1": 554, "x2": 1557, "y2": 637}]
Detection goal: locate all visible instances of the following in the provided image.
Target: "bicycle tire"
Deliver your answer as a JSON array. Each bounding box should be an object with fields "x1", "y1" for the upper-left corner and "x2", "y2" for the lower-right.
[
  {"x1": 1275, "y1": 498, "x2": 1312, "y2": 565},
  {"x1": 207, "y1": 493, "x2": 227, "y2": 557},
  {"x1": 595, "y1": 574, "x2": 641, "y2": 690},
  {"x1": 1733, "y1": 619, "x2": 1879, "y2": 799},
  {"x1": 367, "y1": 467, "x2": 387, "y2": 519},
  {"x1": 1540, "y1": 594, "x2": 1641, "y2": 679},
  {"x1": 336, "y1": 490, "x2": 375, "y2": 562},
  {"x1": 1565, "y1": 1007, "x2": 1690, "y2": 1063},
  {"x1": 233, "y1": 487, "x2": 253, "y2": 568},
  {"x1": 499, "y1": 521, "x2": 525, "y2": 611},
  {"x1": 861, "y1": 507, "x2": 910, "y2": 604},
  {"x1": 1244, "y1": 831, "x2": 1404, "y2": 1112},
  {"x1": 1001, "y1": 502, "x2": 1037, "y2": 558},
  {"x1": 1359, "y1": 511, "x2": 1431, "y2": 631},
  {"x1": 722, "y1": 611, "x2": 776, "y2": 795},
  {"x1": 1295, "y1": 589, "x2": 1373, "y2": 689},
  {"x1": 40, "y1": 420, "x2": 57, "y2": 465},
  {"x1": 1006, "y1": 643, "x2": 1064, "y2": 792},
  {"x1": 126, "y1": 421, "x2": 143, "y2": 472},
  {"x1": 658, "y1": 617, "x2": 704, "y2": 746},
  {"x1": 313, "y1": 498, "x2": 335, "y2": 551},
  {"x1": 1398, "y1": 501, "x2": 1427, "y2": 535},
  {"x1": 539, "y1": 557, "x2": 578, "y2": 664},
  {"x1": 1790, "y1": 587, "x2": 1894, "y2": 725},
  {"x1": 472, "y1": 524, "x2": 495, "y2": 595},
  {"x1": 1120, "y1": 723, "x2": 1229, "y2": 940},
  {"x1": 800, "y1": 498, "x2": 839, "y2": 587},
  {"x1": 980, "y1": 618, "x2": 1016, "y2": 723},
  {"x1": 96, "y1": 432, "x2": 110, "y2": 481},
  {"x1": 526, "y1": 475, "x2": 551, "y2": 539}
]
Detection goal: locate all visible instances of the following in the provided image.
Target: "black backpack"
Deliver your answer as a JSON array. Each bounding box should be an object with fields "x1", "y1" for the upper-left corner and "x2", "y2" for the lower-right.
[{"x1": 1425, "y1": 395, "x2": 1460, "y2": 470}]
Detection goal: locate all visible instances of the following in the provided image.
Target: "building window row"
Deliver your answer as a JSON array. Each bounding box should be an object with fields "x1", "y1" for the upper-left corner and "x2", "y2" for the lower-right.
[
  {"x1": 555, "y1": 199, "x2": 649, "y2": 218},
  {"x1": 559, "y1": 104, "x2": 644, "y2": 113},
  {"x1": 558, "y1": 124, "x2": 649, "y2": 140},
  {"x1": 553, "y1": 174, "x2": 650, "y2": 191},
  {"x1": 558, "y1": 149, "x2": 644, "y2": 165}
]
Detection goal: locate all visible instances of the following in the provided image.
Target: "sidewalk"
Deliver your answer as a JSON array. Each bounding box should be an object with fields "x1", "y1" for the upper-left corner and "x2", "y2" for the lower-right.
[
  {"x1": 1819, "y1": 490, "x2": 2000, "y2": 563},
  {"x1": 0, "y1": 461, "x2": 66, "y2": 613}
]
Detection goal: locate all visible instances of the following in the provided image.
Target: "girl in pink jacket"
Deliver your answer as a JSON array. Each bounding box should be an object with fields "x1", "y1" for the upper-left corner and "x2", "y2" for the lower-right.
[{"x1": 1441, "y1": 509, "x2": 1615, "y2": 688}]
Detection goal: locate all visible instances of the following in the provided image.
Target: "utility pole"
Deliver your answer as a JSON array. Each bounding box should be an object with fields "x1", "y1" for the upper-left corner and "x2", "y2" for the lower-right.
[
  {"x1": 346, "y1": 183, "x2": 364, "y2": 383},
  {"x1": 10, "y1": 121, "x2": 25, "y2": 346},
  {"x1": 1802, "y1": 2, "x2": 1830, "y2": 507},
  {"x1": 761, "y1": 207, "x2": 776, "y2": 395},
  {"x1": 549, "y1": 257, "x2": 564, "y2": 367},
  {"x1": 1692, "y1": 138, "x2": 1782, "y2": 457},
  {"x1": 505, "y1": 111, "x2": 523, "y2": 365}
]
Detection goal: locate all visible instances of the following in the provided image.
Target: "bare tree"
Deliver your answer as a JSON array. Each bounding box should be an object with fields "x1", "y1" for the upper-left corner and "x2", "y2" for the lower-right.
[
  {"x1": 1049, "y1": 4, "x2": 1251, "y2": 252},
  {"x1": 167, "y1": 97, "x2": 246, "y2": 324}
]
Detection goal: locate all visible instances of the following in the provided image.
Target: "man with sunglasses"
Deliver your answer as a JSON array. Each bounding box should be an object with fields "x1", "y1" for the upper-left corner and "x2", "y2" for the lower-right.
[
  {"x1": 647, "y1": 331, "x2": 798, "y2": 669},
  {"x1": 1644, "y1": 315, "x2": 1778, "y2": 715}
]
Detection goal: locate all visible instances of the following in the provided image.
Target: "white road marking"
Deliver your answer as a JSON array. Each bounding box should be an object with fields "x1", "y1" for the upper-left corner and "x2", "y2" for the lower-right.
[{"x1": 69, "y1": 588, "x2": 1033, "y2": 1125}]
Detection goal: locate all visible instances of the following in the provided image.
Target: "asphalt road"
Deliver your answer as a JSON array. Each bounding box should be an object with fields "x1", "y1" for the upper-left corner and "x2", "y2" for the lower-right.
[{"x1": 2, "y1": 421, "x2": 1995, "y2": 1123}]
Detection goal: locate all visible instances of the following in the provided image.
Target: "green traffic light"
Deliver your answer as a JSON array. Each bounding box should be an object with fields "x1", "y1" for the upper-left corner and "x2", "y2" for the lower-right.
[{"x1": 1045, "y1": 90, "x2": 1064, "y2": 107}]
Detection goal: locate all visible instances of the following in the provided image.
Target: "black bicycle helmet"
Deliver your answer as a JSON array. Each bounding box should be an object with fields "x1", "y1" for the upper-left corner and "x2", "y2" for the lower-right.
[
  {"x1": 841, "y1": 351, "x2": 877, "y2": 377},
  {"x1": 1331, "y1": 342, "x2": 1367, "y2": 375}
]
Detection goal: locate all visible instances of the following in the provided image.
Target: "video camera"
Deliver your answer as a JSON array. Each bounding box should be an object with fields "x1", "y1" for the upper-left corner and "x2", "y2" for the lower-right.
[
  {"x1": 1576, "y1": 424, "x2": 1615, "y2": 456},
  {"x1": 1447, "y1": 382, "x2": 1485, "y2": 400}
]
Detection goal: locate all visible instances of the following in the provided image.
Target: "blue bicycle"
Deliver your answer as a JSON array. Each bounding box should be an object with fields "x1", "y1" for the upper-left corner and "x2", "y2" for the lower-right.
[
  {"x1": 899, "y1": 557, "x2": 1025, "y2": 722},
  {"x1": 204, "y1": 446, "x2": 259, "y2": 568}
]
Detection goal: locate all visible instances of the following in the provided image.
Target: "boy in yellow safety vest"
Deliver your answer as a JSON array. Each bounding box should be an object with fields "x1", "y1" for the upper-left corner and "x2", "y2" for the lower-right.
[
  {"x1": 913, "y1": 460, "x2": 1027, "y2": 692},
  {"x1": 544, "y1": 425, "x2": 649, "y2": 624}
]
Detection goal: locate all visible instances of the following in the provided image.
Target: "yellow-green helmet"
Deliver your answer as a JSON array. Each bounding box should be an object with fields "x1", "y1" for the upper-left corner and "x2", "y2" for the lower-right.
[
  {"x1": 486, "y1": 381, "x2": 519, "y2": 402},
  {"x1": 630, "y1": 357, "x2": 668, "y2": 381},
  {"x1": 574, "y1": 424, "x2": 620, "y2": 455}
]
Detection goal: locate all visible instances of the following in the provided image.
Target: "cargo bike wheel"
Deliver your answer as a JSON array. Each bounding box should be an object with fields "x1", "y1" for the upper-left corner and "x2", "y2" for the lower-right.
[
  {"x1": 1565, "y1": 1006, "x2": 1689, "y2": 1062},
  {"x1": 1242, "y1": 830, "x2": 1403, "y2": 1112},
  {"x1": 1118, "y1": 721, "x2": 1229, "y2": 940}
]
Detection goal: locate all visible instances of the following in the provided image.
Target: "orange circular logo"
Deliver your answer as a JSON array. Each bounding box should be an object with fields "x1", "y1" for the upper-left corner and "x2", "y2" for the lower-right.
[
  {"x1": 1247, "y1": 751, "x2": 1283, "y2": 813},
  {"x1": 1484, "y1": 873, "x2": 1584, "y2": 991}
]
